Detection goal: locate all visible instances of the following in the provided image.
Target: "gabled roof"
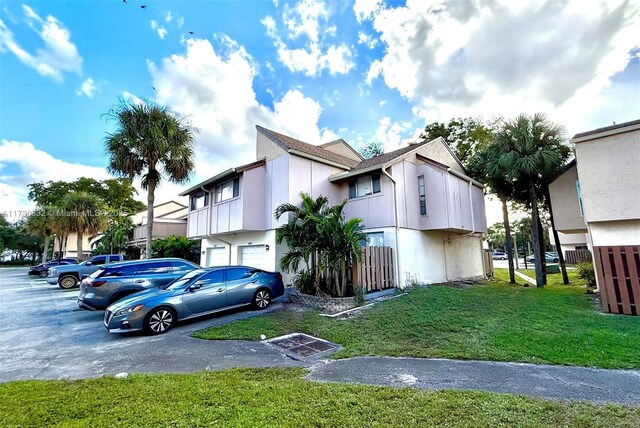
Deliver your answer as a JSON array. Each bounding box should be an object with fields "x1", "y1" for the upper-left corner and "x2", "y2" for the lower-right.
[
  {"x1": 572, "y1": 119, "x2": 640, "y2": 143},
  {"x1": 179, "y1": 159, "x2": 266, "y2": 196},
  {"x1": 351, "y1": 140, "x2": 430, "y2": 171},
  {"x1": 319, "y1": 138, "x2": 364, "y2": 161},
  {"x1": 256, "y1": 125, "x2": 360, "y2": 168}
]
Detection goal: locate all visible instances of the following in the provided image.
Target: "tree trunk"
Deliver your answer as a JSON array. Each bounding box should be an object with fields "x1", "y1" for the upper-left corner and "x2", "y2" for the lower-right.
[
  {"x1": 145, "y1": 177, "x2": 156, "y2": 260},
  {"x1": 545, "y1": 187, "x2": 569, "y2": 284},
  {"x1": 42, "y1": 234, "x2": 50, "y2": 263},
  {"x1": 529, "y1": 181, "x2": 544, "y2": 287},
  {"x1": 57, "y1": 233, "x2": 65, "y2": 260},
  {"x1": 536, "y1": 211, "x2": 547, "y2": 285},
  {"x1": 501, "y1": 196, "x2": 516, "y2": 284},
  {"x1": 77, "y1": 232, "x2": 83, "y2": 261}
]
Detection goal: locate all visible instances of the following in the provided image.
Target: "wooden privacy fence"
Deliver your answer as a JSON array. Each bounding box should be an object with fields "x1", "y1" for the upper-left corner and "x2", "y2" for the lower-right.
[
  {"x1": 352, "y1": 246, "x2": 395, "y2": 292},
  {"x1": 483, "y1": 250, "x2": 494, "y2": 278},
  {"x1": 565, "y1": 249, "x2": 592, "y2": 264},
  {"x1": 593, "y1": 246, "x2": 640, "y2": 316}
]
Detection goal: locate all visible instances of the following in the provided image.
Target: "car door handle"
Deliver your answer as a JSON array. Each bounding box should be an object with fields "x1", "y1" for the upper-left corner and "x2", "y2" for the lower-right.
[
  {"x1": 135, "y1": 279, "x2": 145, "y2": 283},
  {"x1": 216, "y1": 288, "x2": 225, "y2": 293}
]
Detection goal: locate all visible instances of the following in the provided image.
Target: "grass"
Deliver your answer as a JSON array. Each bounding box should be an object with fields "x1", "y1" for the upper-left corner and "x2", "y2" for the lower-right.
[
  {"x1": 194, "y1": 269, "x2": 640, "y2": 368},
  {"x1": 1, "y1": 368, "x2": 638, "y2": 427},
  {"x1": 516, "y1": 268, "x2": 583, "y2": 287}
]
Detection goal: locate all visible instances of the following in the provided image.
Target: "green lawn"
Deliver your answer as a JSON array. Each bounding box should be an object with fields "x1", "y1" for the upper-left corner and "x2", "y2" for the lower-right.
[
  {"x1": 516, "y1": 267, "x2": 583, "y2": 287},
  {"x1": 1, "y1": 368, "x2": 637, "y2": 427},
  {"x1": 195, "y1": 269, "x2": 640, "y2": 368}
]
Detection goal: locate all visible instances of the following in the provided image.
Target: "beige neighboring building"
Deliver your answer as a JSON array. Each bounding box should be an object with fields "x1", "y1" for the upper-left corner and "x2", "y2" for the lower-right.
[
  {"x1": 129, "y1": 201, "x2": 189, "y2": 257},
  {"x1": 549, "y1": 119, "x2": 640, "y2": 315},
  {"x1": 53, "y1": 233, "x2": 93, "y2": 259}
]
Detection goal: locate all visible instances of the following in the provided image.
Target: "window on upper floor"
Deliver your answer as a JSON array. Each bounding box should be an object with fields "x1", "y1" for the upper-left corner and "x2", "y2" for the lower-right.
[
  {"x1": 215, "y1": 178, "x2": 240, "y2": 203},
  {"x1": 576, "y1": 179, "x2": 584, "y2": 217},
  {"x1": 418, "y1": 175, "x2": 426, "y2": 215},
  {"x1": 190, "y1": 191, "x2": 209, "y2": 210},
  {"x1": 348, "y1": 174, "x2": 381, "y2": 199}
]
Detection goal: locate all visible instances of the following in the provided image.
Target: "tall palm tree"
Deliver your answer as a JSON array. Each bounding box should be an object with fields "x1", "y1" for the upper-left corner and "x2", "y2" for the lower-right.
[
  {"x1": 488, "y1": 113, "x2": 567, "y2": 287},
  {"x1": 104, "y1": 99, "x2": 196, "y2": 259},
  {"x1": 25, "y1": 208, "x2": 55, "y2": 263},
  {"x1": 59, "y1": 192, "x2": 107, "y2": 260}
]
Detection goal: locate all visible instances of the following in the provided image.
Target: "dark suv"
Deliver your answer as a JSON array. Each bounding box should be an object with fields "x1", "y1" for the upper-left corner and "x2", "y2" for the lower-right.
[{"x1": 78, "y1": 258, "x2": 199, "y2": 310}]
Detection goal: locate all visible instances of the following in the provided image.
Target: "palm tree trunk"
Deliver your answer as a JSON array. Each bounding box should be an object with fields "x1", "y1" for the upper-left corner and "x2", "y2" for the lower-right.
[
  {"x1": 529, "y1": 181, "x2": 544, "y2": 287},
  {"x1": 77, "y1": 233, "x2": 83, "y2": 261},
  {"x1": 545, "y1": 188, "x2": 569, "y2": 284},
  {"x1": 501, "y1": 196, "x2": 516, "y2": 284},
  {"x1": 42, "y1": 234, "x2": 50, "y2": 263},
  {"x1": 536, "y1": 212, "x2": 547, "y2": 285},
  {"x1": 146, "y1": 177, "x2": 156, "y2": 259},
  {"x1": 57, "y1": 233, "x2": 65, "y2": 260}
]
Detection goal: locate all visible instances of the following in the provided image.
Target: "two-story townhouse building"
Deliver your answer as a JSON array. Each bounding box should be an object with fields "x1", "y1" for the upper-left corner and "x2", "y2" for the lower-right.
[
  {"x1": 181, "y1": 126, "x2": 488, "y2": 288},
  {"x1": 549, "y1": 119, "x2": 640, "y2": 315},
  {"x1": 128, "y1": 201, "x2": 188, "y2": 257}
]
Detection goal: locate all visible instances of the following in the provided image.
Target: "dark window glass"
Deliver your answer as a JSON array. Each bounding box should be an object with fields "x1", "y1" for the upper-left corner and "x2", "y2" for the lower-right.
[
  {"x1": 103, "y1": 265, "x2": 138, "y2": 277},
  {"x1": 190, "y1": 191, "x2": 208, "y2": 210},
  {"x1": 418, "y1": 175, "x2": 426, "y2": 215},
  {"x1": 348, "y1": 181, "x2": 356, "y2": 199},
  {"x1": 135, "y1": 262, "x2": 171, "y2": 275},
  {"x1": 91, "y1": 256, "x2": 106, "y2": 265},
  {"x1": 372, "y1": 174, "x2": 381, "y2": 193},
  {"x1": 199, "y1": 270, "x2": 224, "y2": 286},
  {"x1": 169, "y1": 261, "x2": 195, "y2": 272},
  {"x1": 226, "y1": 267, "x2": 253, "y2": 281},
  {"x1": 233, "y1": 178, "x2": 240, "y2": 198}
]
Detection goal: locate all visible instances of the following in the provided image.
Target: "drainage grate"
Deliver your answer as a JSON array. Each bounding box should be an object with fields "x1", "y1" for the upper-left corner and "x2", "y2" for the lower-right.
[{"x1": 265, "y1": 333, "x2": 340, "y2": 360}]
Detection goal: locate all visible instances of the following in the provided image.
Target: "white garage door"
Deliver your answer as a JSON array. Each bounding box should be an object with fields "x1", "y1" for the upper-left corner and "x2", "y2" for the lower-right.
[
  {"x1": 206, "y1": 247, "x2": 227, "y2": 267},
  {"x1": 238, "y1": 245, "x2": 267, "y2": 270}
]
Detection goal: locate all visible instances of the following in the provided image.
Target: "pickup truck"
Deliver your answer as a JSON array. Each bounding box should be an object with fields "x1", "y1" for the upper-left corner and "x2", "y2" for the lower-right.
[{"x1": 47, "y1": 254, "x2": 124, "y2": 289}]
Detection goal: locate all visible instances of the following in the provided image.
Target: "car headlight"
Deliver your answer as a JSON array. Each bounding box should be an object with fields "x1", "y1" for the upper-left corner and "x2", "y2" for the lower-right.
[
  {"x1": 49, "y1": 268, "x2": 56, "y2": 276},
  {"x1": 113, "y1": 305, "x2": 144, "y2": 317}
]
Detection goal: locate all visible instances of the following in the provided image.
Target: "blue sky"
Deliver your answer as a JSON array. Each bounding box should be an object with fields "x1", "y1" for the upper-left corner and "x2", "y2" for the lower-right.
[{"x1": 1, "y1": 0, "x2": 639, "y2": 224}]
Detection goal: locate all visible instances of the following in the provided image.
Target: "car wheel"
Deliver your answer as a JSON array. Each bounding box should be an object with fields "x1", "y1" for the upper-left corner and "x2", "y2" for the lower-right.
[
  {"x1": 253, "y1": 289, "x2": 272, "y2": 310},
  {"x1": 145, "y1": 307, "x2": 176, "y2": 335},
  {"x1": 59, "y1": 275, "x2": 78, "y2": 289},
  {"x1": 38, "y1": 271, "x2": 48, "y2": 278},
  {"x1": 501, "y1": 257, "x2": 506, "y2": 260}
]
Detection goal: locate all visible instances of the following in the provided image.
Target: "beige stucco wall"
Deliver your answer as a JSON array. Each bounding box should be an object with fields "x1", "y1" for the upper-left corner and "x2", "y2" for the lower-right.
[
  {"x1": 548, "y1": 165, "x2": 587, "y2": 233},
  {"x1": 416, "y1": 138, "x2": 465, "y2": 174},
  {"x1": 256, "y1": 131, "x2": 287, "y2": 161},
  {"x1": 589, "y1": 220, "x2": 640, "y2": 247},
  {"x1": 54, "y1": 233, "x2": 92, "y2": 258},
  {"x1": 575, "y1": 130, "x2": 640, "y2": 223}
]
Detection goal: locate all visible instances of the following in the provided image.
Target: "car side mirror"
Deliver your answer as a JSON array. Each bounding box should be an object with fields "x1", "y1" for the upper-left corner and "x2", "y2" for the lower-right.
[{"x1": 189, "y1": 282, "x2": 203, "y2": 291}]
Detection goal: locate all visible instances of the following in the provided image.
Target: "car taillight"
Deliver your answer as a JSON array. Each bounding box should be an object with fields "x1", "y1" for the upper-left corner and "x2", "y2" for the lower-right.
[
  {"x1": 275, "y1": 273, "x2": 283, "y2": 280},
  {"x1": 91, "y1": 280, "x2": 106, "y2": 287}
]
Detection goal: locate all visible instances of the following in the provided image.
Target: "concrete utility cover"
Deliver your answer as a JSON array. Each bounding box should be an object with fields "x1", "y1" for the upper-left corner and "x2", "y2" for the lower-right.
[{"x1": 264, "y1": 333, "x2": 340, "y2": 360}]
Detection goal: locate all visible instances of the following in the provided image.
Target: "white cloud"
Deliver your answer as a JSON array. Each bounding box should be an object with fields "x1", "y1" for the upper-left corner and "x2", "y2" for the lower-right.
[
  {"x1": 150, "y1": 20, "x2": 167, "y2": 40},
  {"x1": 261, "y1": 0, "x2": 355, "y2": 76},
  {"x1": 147, "y1": 37, "x2": 337, "y2": 185},
  {"x1": 357, "y1": 31, "x2": 378, "y2": 49},
  {"x1": 0, "y1": 5, "x2": 82, "y2": 81},
  {"x1": 360, "y1": 0, "x2": 640, "y2": 134},
  {"x1": 164, "y1": 11, "x2": 173, "y2": 23},
  {"x1": 75, "y1": 77, "x2": 98, "y2": 98},
  {"x1": 0, "y1": 140, "x2": 110, "y2": 214},
  {"x1": 122, "y1": 90, "x2": 144, "y2": 106},
  {"x1": 176, "y1": 16, "x2": 184, "y2": 29}
]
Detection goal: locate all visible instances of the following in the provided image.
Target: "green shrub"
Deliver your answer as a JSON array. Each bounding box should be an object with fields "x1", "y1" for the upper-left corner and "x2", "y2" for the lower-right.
[
  {"x1": 293, "y1": 270, "x2": 315, "y2": 295},
  {"x1": 576, "y1": 260, "x2": 596, "y2": 287}
]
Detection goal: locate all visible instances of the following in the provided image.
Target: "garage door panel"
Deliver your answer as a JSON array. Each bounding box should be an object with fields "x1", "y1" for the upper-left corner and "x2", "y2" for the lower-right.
[
  {"x1": 206, "y1": 247, "x2": 227, "y2": 267},
  {"x1": 239, "y1": 245, "x2": 267, "y2": 270}
]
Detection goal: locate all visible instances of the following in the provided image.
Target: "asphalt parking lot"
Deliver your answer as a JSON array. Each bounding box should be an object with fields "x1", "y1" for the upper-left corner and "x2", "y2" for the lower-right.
[{"x1": 0, "y1": 268, "x2": 299, "y2": 382}]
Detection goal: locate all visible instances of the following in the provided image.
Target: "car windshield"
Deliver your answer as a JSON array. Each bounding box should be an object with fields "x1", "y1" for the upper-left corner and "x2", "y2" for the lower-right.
[
  {"x1": 88, "y1": 268, "x2": 105, "y2": 279},
  {"x1": 165, "y1": 269, "x2": 207, "y2": 290}
]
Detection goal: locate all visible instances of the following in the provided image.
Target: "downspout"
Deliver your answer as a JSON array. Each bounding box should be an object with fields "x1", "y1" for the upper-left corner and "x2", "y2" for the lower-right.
[{"x1": 381, "y1": 165, "x2": 401, "y2": 288}]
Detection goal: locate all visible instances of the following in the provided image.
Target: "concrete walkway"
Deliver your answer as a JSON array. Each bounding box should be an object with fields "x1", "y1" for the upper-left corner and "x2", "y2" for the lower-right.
[{"x1": 308, "y1": 357, "x2": 640, "y2": 406}]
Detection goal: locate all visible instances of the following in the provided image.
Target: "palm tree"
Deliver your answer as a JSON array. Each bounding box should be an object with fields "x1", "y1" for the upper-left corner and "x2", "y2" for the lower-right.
[
  {"x1": 25, "y1": 208, "x2": 55, "y2": 263},
  {"x1": 275, "y1": 193, "x2": 330, "y2": 293},
  {"x1": 104, "y1": 99, "x2": 195, "y2": 259},
  {"x1": 315, "y1": 201, "x2": 366, "y2": 297},
  {"x1": 488, "y1": 113, "x2": 567, "y2": 287},
  {"x1": 59, "y1": 192, "x2": 107, "y2": 260}
]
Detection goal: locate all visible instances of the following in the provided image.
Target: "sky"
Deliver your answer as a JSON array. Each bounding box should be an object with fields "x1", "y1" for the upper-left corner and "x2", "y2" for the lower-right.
[{"x1": 1, "y1": 0, "x2": 639, "y2": 226}]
